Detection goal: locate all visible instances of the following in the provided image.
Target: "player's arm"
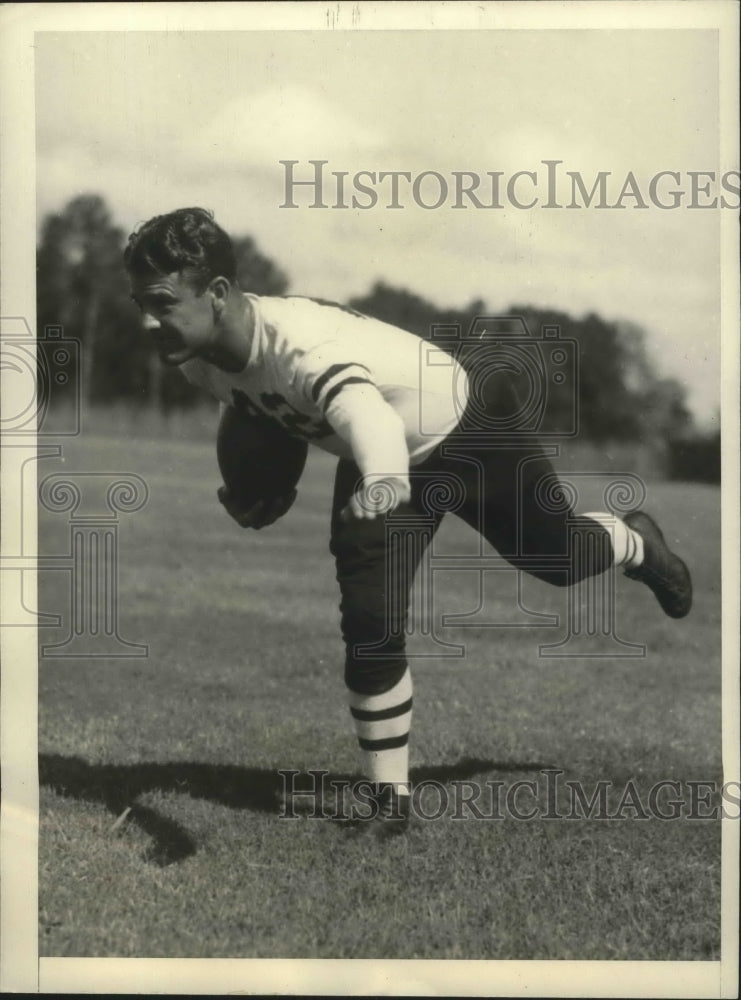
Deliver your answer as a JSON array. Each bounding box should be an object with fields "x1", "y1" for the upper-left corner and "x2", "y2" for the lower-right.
[
  {"x1": 291, "y1": 338, "x2": 412, "y2": 520},
  {"x1": 324, "y1": 382, "x2": 412, "y2": 520}
]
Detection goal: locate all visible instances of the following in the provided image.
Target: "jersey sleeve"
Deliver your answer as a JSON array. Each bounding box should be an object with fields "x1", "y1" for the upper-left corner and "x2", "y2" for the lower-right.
[
  {"x1": 291, "y1": 343, "x2": 375, "y2": 414},
  {"x1": 323, "y1": 382, "x2": 410, "y2": 480},
  {"x1": 290, "y1": 342, "x2": 410, "y2": 479}
]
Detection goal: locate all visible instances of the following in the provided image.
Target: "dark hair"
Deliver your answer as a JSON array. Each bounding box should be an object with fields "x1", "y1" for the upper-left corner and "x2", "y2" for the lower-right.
[{"x1": 123, "y1": 207, "x2": 236, "y2": 291}]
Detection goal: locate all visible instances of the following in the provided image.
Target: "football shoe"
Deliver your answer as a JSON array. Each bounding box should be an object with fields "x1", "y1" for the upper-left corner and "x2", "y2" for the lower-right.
[{"x1": 623, "y1": 510, "x2": 692, "y2": 619}]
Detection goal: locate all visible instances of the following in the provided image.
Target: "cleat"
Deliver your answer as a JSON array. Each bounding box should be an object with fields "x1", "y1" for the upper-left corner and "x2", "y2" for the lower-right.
[
  {"x1": 372, "y1": 784, "x2": 411, "y2": 837},
  {"x1": 623, "y1": 510, "x2": 692, "y2": 618},
  {"x1": 346, "y1": 783, "x2": 411, "y2": 838}
]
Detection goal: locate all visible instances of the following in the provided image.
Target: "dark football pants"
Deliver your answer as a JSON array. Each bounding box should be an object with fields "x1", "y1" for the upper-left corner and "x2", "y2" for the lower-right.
[{"x1": 330, "y1": 426, "x2": 615, "y2": 696}]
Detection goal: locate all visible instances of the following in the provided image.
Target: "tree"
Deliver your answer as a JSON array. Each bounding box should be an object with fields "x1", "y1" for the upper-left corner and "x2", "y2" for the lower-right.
[
  {"x1": 508, "y1": 306, "x2": 693, "y2": 443},
  {"x1": 233, "y1": 236, "x2": 289, "y2": 296},
  {"x1": 350, "y1": 281, "x2": 443, "y2": 335},
  {"x1": 347, "y1": 281, "x2": 694, "y2": 445},
  {"x1": 37, "y1": 194, "x2": 147, "y2": 406},
  {"x1": 615, "y1": 320, "x2": 693, "y2": 442}
]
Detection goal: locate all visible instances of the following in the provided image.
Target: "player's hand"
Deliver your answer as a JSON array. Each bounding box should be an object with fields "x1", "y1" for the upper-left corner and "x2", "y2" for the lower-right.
[
  {"x1": 341, "y1": 475, "x2": 411, "y2": 522},
  {"x1": 217, "y1": 485, "x2": 298, "y2": 529}
]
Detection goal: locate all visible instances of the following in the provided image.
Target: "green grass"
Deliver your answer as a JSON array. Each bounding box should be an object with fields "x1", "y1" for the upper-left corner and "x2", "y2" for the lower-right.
[{"x1": 38, "y1": 431, "x2": 722, "y2": 959}]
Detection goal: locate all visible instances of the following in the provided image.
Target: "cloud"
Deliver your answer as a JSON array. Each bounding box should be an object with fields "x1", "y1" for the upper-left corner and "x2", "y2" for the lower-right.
[
  {"x1": 171, "y1": 85, "x2": 386, "y2": 173},
  {"x1": 34, "y1": 31, "x2": 722, "y2": 427}
]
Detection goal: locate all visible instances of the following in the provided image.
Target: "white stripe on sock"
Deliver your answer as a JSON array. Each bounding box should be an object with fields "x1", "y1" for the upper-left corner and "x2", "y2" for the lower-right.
[
  {"x1": 348, "y1": 668, "x2": 412, "y2": 793},
  {"x1": 582, "y1": 512, "x2": 644, "y2": 569}
]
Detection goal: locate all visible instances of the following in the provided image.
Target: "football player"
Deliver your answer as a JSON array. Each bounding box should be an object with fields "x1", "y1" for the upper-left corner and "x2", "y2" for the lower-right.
[{"x1": 125, "y1": 208, "x2": 692, "y2": 835}]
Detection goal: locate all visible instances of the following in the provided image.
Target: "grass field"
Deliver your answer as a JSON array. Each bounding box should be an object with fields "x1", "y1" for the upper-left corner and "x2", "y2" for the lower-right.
[{"x1": 37, "y1": 427, "x2": 722, "y2": 960}]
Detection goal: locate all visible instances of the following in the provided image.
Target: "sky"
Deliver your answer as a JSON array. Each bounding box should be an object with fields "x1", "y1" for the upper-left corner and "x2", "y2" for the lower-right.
[{"x1": 34, "y1": 27, "x2": 728, "y2": 426}]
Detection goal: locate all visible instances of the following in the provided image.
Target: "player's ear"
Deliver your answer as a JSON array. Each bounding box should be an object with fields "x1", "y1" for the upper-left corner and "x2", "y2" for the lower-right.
[{"x1": 208, "y1": 276, "x2": 232, "y2": 318}]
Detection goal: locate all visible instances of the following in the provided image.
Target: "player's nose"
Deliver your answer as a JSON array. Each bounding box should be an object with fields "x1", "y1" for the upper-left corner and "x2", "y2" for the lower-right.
[{"x1": 142, "y1": 312, "x2": 161, "y2": 332}]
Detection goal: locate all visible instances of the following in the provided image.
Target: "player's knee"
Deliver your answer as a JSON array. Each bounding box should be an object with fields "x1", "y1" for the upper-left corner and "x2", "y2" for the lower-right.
[
  {"x1": 339, "y1": 599, "x2": 404, "y2": 643},
  {"x1": 344, "y1": 654, "x2": 407, "y2": 695},
  {"x1": 340, "y1": 607, "x2": 407, "y2": 695}
]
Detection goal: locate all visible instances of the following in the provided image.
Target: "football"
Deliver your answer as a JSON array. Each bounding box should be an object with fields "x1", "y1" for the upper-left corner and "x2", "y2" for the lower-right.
[{"x1": 216, "y1": 404, "x2": 308, "y2": 509}]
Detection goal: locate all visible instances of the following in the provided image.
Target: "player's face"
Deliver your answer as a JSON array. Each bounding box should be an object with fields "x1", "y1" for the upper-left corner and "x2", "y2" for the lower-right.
[{"x1": 131, "y1": 272, "x2": 216, "y2": 366}]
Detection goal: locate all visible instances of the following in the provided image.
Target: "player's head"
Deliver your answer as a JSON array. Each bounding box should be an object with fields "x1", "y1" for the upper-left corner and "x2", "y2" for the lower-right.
[
  {"x1": 124, "y1": 207, "x2": 236, "y2": 292},
  {"x1": 125, "y1": 208, "x2": 240, "y2": 367}
]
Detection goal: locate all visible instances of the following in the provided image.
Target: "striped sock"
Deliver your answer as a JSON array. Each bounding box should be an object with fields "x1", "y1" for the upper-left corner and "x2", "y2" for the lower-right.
[
  {"x1": 348, "y1": 668, "x2": 412, "y2": 796},
  {"x1": 583, "y1": 512, "x2": 644, "y2": 569}
]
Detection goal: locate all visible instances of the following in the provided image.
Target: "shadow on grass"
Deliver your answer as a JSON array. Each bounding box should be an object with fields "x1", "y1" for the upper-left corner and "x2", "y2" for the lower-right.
[{"x1": 39, "y1": 753, "x2": 554, "y2": 867}]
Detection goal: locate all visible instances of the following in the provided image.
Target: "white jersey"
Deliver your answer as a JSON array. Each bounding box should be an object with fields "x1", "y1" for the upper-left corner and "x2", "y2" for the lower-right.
[{"x1": 181, "y1": 293, "x2": 468, "y2": 474}]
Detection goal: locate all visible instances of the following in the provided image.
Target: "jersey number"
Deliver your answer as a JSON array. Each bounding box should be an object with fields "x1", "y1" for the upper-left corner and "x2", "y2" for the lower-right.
[{"x1": 231, "y1": 389, "x2": 332, "y2": 440}]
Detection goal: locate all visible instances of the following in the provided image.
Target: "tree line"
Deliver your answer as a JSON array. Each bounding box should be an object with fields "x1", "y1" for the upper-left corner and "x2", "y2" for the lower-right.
[{"x1": 36, "y1": 194, "x2": 718, "y2": 480}]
